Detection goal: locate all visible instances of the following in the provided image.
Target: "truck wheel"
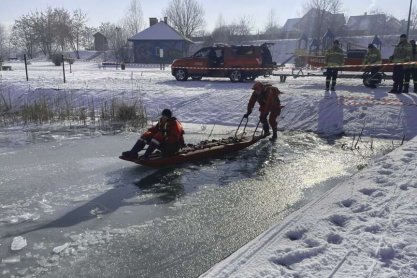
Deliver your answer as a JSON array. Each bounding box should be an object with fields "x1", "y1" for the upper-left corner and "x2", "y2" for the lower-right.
[
  {"x1": 229, "y1": 70, "x2": 242, "y2": 82},
  {"x1": 175, "y1": 69, "x2": 188, "y2": 81}
]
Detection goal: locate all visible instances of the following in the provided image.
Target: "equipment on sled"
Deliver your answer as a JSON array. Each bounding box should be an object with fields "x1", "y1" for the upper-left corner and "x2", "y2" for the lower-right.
[
  {"x1": 362, "y1": 71, "x2": 383, "y2": 88},
  {"x1": 119, "y1": 116, "x2": 268, "y2": 168}
]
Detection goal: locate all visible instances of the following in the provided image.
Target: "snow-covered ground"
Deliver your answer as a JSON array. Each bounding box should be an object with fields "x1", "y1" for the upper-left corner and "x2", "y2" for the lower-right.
[
  {"x1": 1, "y1": 61, "x2": 417, "y2": 277},
  {"x1": 201, "y1": 136, "x2": 417, "y2": 277}
]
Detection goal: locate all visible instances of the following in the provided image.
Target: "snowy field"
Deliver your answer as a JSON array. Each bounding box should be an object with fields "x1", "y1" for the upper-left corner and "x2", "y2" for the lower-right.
[{"x1": 1, "y1": 61, "x2": 417, "y2": 277}]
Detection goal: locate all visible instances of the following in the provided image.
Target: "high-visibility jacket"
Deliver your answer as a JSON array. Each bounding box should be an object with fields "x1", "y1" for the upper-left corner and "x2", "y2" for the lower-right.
[
  {"x1": 392, "y1": 41, "x2": 412, "y2": 63},
  {"x1": 409, "y1": 43, "x2": 417, "y2": 68},
  {"x1": 325, "y1": 46, "x2": 344, "y2": 67},
  {"x1": 142, "y1": 117, "x2": 185, "y2": 146},
  {"x1": 247, "y1": 85, "x2": 281, "y2": 119},
  {"x1": 363, "y1": 48, "x2": 382, "y2": 65}
]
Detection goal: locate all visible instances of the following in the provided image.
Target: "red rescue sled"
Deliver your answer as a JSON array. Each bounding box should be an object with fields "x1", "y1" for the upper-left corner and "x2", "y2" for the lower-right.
[{"x1": 119, "y1": 117, "x2": 267, "y2": 168}]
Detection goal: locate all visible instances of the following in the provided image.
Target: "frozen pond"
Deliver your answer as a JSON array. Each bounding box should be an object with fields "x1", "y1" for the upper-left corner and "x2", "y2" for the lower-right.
[{"x1": 0, "y1": 125, "x2": 395, "y2": 278}]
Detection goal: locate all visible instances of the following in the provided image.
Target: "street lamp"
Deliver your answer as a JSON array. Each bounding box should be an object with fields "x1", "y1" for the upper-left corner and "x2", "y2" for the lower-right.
[
  {"x1": 115, "y1": 27, "x2": 121, "y2": 63},
  {"x1": 407, "y1": 0, "x2": 413, "y2": 37}
]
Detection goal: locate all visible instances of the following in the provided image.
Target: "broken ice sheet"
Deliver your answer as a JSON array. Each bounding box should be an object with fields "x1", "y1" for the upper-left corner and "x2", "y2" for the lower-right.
[
  {"x1": 53, "y1": 242, "x2": 69, "y2": 254},
  {"x1": 11, "y1": 236, "x2": 27, "y2": 251},
  {"x1": 2, "y1": 255, "x2": 21, "y2": 264}
]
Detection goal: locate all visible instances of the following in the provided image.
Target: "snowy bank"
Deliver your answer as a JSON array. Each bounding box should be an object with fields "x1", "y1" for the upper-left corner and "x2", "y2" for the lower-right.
[
  {"x1": 2, "y1": 62, "x2": 417, "y2": 140},
  {"x1": 201, "y1": 127, "x2": 417, "y2": 278}
]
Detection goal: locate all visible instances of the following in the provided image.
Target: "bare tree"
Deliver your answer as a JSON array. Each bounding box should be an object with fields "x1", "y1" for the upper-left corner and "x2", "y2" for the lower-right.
[
  {"x1": 29, "y1": 10, "x2": 52, "y2": 56},
  {"x1": 303, "y1": 0, "x2": 344, "y2": 39},
  {"x1": 208, "y1": 16, "x2": 254, "y2": 45},
  {"x1": 0, "y1": 24, "x2": 7, "y2": 62},
  {"x1": 99, "y1": 23, "x2": 129, "y2": 62},
  {"x1": 122, "y1": 0, "x2": 144, "y2": 37},
  {"x1": 164, "y1": 0, "x2": 204, "y2": 38},
  {"x1": 206, "y1": 15, "x2": 227, "y2": 45},
  {"x1": 68, "y1": 9, "x2": 87, "y2": 58},
  {"x1": 81, "y1": 26, "x2": 97, "y2": 50},
  {"x1": 234, "y1": 16, "x2": 253, "y2": 37},
  {"x1": 54, "y1": 8, "x2": 72, "y2": 53},
  {"x1": 11, "y1": 7, "x2": 90, "y2": 59},
  {"x1": 304, "y1": 0, "x2": 343, "y2": 14},
  {"x1": 263, "y1": 10, "x2": 281, "y2": 38},
  {"x1": 11, "y1": 14, "x2": 38, "y2": 58}
]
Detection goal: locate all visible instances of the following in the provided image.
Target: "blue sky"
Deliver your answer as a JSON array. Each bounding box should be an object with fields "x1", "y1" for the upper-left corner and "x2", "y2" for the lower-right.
[{"x1": 0, "y1": 0, "x2": 412, "y2": 32}]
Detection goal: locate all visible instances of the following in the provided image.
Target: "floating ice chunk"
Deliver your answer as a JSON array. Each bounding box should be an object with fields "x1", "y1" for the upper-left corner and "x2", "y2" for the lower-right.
[
  {"x1": 11, "y1": 236, "x2": 27, "y2": 251},
  {"x1": 0, "y1": 213, "x2": 40, "y2": 225},
  {"x1": 71, "y1": 194, "x2": 90, "y2": 202},
  {"x1": 53, "y1": 242, "x2": 69, "y2": 254},
  {"x1": 33, "y1": 242, "x2": 46, "y2": 250},
  {"x1": 17, "y1": 268, "x2": 28, "y2": 276},
  {"x1": 2, "y1": 255, "x2": 21, "y2": 264}
]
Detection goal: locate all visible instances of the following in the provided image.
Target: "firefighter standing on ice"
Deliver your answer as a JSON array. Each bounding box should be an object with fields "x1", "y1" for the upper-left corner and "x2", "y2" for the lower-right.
[
  {"x1": 244, "y1": 82, "x2": 282, "y2": 141},
  {"x1": 324, "y1": 40, "x2": 344, "y2": 91},
  {"x1": 389, "y1": 34, "x2": 412, "y2": 94}
]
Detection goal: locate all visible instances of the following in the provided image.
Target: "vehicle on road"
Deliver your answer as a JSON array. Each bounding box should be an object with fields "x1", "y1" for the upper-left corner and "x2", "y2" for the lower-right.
[{"x1": 171, "y1": 43, "x2": 276, "y2": 82}]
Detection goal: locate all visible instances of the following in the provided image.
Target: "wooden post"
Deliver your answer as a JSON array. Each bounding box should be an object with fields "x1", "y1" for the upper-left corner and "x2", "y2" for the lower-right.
[
  {"x1": 24, "y1": 54, "x2": 29, "y2": 81},
  {"x1": 62, "y1": 55, "x2": 66, "y2": 83}
]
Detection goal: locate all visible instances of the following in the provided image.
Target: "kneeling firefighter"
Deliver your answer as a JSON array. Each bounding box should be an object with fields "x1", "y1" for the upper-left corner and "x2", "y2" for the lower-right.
[
  {"x1": 244, "y1": 82, "x2": 282, "y2": 141},
  {"x1": 122, "y1": 109, "x2": 185, "y2": 159}
]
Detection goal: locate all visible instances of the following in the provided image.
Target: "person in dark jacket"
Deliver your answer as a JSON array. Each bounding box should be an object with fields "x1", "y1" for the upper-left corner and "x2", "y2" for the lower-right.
[
  {"x1": 403, "y1": 39, "x2": 417, "y2": 93},
  {"x1": 324, "y1": 40, "x2": 344, "y2": 91},
  {"x1": 362, "y1": 44, "x2": 382, "y2": 88},
  {"x1": 389, "y1": 34, "x2": 412, "y2": 94},
  {"x1": 244, "y1": 82, "x2": 282, "y2": 141},
  {"x1": 122, "y1": 109, "x2": 185, "y2": 159}
]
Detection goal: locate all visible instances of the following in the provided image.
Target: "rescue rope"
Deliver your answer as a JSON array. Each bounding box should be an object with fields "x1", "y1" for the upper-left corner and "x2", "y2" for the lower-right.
[
  {"x1": 172, "y1": 61, "x2": 417, "y2": 71},
  {"x1": 207, "y1": 92, "x2": 250, "y2": 139},
  {"x1": 321, "y1": 61, "x2": 417, "y2": 69},
  {"x1": 171, "y1": 66, "x2": 277, "y2": 71}
]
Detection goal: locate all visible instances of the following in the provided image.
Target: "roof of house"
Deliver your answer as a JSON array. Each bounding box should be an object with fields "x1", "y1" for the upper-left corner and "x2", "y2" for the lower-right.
[
  {"x1": 282, "y1": 18, "x2": 301, "y2": 32},
  {"x1": 282, "y1": 8, "x2": 346, "y2": 35},
  {"x1": 346, "y1": 14, "x2": 386, "y2": 31},
  {"x1": 128, "y1": 21, "x2": 193, "y2": 43},
  {"x1": 299, "y1": 8, "x2": 346, "y2": 26}
]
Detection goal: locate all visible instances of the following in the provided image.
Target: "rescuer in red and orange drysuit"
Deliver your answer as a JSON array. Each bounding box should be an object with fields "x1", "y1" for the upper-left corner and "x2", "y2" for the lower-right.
[
  {"x1": 122, "y1": 109, "x2": 185, "y2": 159},
  {"x1": 244, "y1": 82, "x2": 282, "y2": 141}
]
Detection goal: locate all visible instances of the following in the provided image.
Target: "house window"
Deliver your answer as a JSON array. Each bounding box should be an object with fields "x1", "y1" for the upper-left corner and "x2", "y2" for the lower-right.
[{"x1": 155, "y1": 47, "x2": 160, "y2": 56}]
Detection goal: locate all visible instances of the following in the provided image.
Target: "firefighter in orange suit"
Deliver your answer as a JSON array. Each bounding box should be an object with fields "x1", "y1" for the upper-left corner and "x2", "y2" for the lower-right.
[
  {"x1": 244, "y1": 82, "x2": 282, "y2": 141},
  {"x1": 122, "y1": 109, "x2": 185, "y2": 159}
]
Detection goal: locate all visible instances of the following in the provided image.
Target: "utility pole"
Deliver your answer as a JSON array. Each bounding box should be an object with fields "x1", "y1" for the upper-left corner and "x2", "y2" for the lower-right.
[
  {"x1": 62, "y1": 55, "x2": 66, "y2": 83},
  {"x1": 24, "y1": 54, "x2": 28, "y2": 81},
  {"x1": 407, "y1": 0, "x2": 413, "y2": 37}
]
